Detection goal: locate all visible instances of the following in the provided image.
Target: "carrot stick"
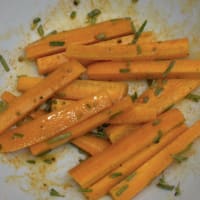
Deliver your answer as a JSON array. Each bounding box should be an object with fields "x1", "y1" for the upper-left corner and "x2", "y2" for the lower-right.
[
  {"x1": 105, "y1": 124, "x2": 140, "y2": 143},
  {"x1": 1, "y1": 91, "x2": 16, "y2": 103},
  {"x1": 51, "y1": 99, "x2": 75, "y2": 111},
  {"x1": 87, "y1": 59, "x2": 200, "y2": 81},
  {"x1": 36, "y1": 32, "x2": 155, "y2": 74},
  {"x1": 86, "y1": 124, "x2": 187, "y2": 200},
  {"x1": 66, "y1": 38, "x2": 189, "y2": 61},
  {"x1": 17, "y1": 77, "x2": 128, "y2": 102},
  {"x1": 30, "y1": 96, "x2": 133, "y2": 156},
  {"x1": 71, "y1": 135, "x2": 110, "y2": 156},
  {"x1": 0, "y1": 92, "x2": 112, "y2": 152},
  {"x1": 26, "y1": 18, "x2": 133, "y2": 59},
  {"x1": 69, "y1": 109, "x2": 185, "y2": 188},
  {"x1": 0, "y1": 60, "x2": 85, "y2": 135},
  {"x1": 110, "y1": 121, "x2": 200, "y2": 200}
]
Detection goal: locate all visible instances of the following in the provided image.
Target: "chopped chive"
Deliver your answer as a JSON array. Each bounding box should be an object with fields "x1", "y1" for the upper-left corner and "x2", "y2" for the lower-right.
[
  {"x1": 87, "y1": 9, "x2": 101, "y2": 24},
  {"x1": 73, "y1": 0, "x2": 80, "y2": 6},
  {"x1": 162, "y1": 60, "x2": 176, "y2": 78},
  {"x1": 174, "y1": 183, "x2": 181, "y2": 196},
  {"x1": 142, "y1": 96, "x2": 149, "y2": 103},
  {"x1": 153, "y1": 130, "x2": 163, "y2": 144},
  {"x1": 186, "y1": 93, "x2": 200, "y2": 102},
  {"x1": 43, "y1": 158, "x2": 55, "y2": 164},
  {"x1": 95, "y1": 33, "x2": 106, "y2": 41},
  {"x1": 147, "y1": 79, "x2": 157, "y2": 88},
  {"x1": 109, "y1": 111, "x2": 123, "y2": 119},
  {"x1": 26, "y1": 160, "x2": 36, "y2": 164},
  {"x1": 154, "y1": 86, "x2": 164, "y2": 96},
  {"x1": 36, "y1": 150, "x2": 51, "y2": 157},
  {"x1": 12, "y1": 133, "x2": 24, "y2": 139},
  {"x1": 80, "y1": 188, "x2": 93, "y2": 193},
  {"x1": 49, "y1": 188, "x2": 65, "y2": 197},
  {"x1": 85, "y1": 103, "x2": 92, "y2": 110},
  {"x1": 16, "y1": 111, "x2": 21, "y2": 116},
  {"x1": 70, "y1": 11, "x2": 77, "y2": 19},
  {"x1": 157, "y1": 176, "x2": 175, "y2": 191},
  {"x1": 47, "y1": 132, "x2": 72, "y2": 144},
  {"x1": 126, "y1": 172, "x2": 136, "y2": 181},
  {"x1": 132, "y1": 20, "x2": 147, "y2": 44},
  {"x1": 115, "y1": 185, "x2": 129, "y2": 196},
  {"x1": 37, "y1": 25, "x2": 44, "y2": 37},
  {"x1": 0, "y1": 101, "x2": 8, "y2": 113},
  {"x1": 110, "y1": 172, "x2": 123, "y2": 178},
  {"x1": 31, "y1": 17, "x2": 41, "y2": 30},
  {"x1": 152, "y1": 119, "x2": 161, "y2": 126},
  {"x1": 119, "y1": 68, "x2": 130, "y2": 73},
  {"x1": 49, "y1": 41, "x2": 65, "y2": 46},
  {"x1": 131, "y1": 21, "x2": 136, "y2": 33},
  {"x1": 136, "y1": 45, "x2": 142, "y2": 55},
  {"x1": 45, "y1": 30, "x2": 58, "y2": 37},
  {"x1": 0, "y1": 55, "x2": 10, "y2": 72},
  {"x1": 92, "y1": 130, "x2": 107, "y2": 139},
  {"x1": 132, "y1": 0, "x2": 139, "y2": 3},
  {"x1": 130, "y1": 92, "x2": 138, "y2": 102}
]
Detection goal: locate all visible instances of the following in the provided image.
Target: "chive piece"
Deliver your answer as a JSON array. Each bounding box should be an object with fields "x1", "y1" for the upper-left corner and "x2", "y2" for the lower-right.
[
  {"x1": 47, "y1": 132, "x2": 72, "y2": 144},
  {"x1": 49, "y1": 188, "x2": 65, "y2": 197},
  {"x1": 154, "y1": 86, "x2": 164, "y2": 96},
  {"x1": 49, "y1": 41, "x2": 65, "y2": 46},
  {"x1": 80, "y1": 188, "x2": 93, "y2": 193},
  {"x1": 136, "y1": 45, "x2": 142, "y2": 55},
  {"x1": 31, "y1": 17, "x2": 41, "y2": 30},
  {"x1": 0, "y1": 101, "x2": 8, "y2": 113},
  {"x1": 157, "y1": 176, "x2": 175, "y2": 191},
  {"x1": 12, "y1": 133, "x2": 24, "y2": 139},
  {"x1": 43, "y1": 158, "x2": 55, "y2": 164},
  {"x1": 37, "y1": 150, "x2": 52, "y2": 157},
  {"x1": 119, "y1": 68, "x2": 130, "y2": 73},
  {"x1": 45, "y1": 30, "x2": 58, "y2": 37},
  {"x1": 37, "y1": 25, "x2": 44, "y2": 37},
  {"x1": 92, "y1": 130, "x2": 107, "y2": 139},
  {"x1": 147, "y1": 79, "x2": 157, "y2": 88},
  {"x1": 110, "y1": 172, "x2": 123, "y2": 178},
  {"x1": 152, "y1": 119, "x2": 161, "y2": 126},
  {"x1": 109, "y1": 111, "x2": 123, "y2": 119},
  {"x1": 26, "y1": 160, "x2": 36, "y2": 164},
  {"x1": 126, "y1": 172, "x2": 136, "y2": 181},
  {"x1": 115, "y1": 185, "x2": 129, "y2": 196},
  {"x1": 162, "y1": 60, "x2": 176, "y2": 78},
  {"x1": 130, "y1": 92, "x2": 138, "y2": 102},
  {"x1": 163, "y1": 104, "x2": 174, "y2": 113},
  {"x1": 132, "y1": 20, "x2": 147, "y2": 44},
  {"x1": 186, "y1": 93, "x2": 200, "y2": 102},
  {"x1": 73, "y1": 0, "x2": 80, "y2": 6},
  {"x1": 95, "y1": 33, "x2": 106, "y2": 41},
  {"x1": 132, "y1": 0, "x2": 139, "y2": 3},
  {"x1": 131, "y1": 21, "x2": 136, "y2": 33},
  {"x1": 153, "y1": 130, "x2": 163, "y2": 144},
  {"x1": 0, "y1": 55, "x2": 10, "y2": 72},
  {"x1": 70, "y1": 11, "x2": 77, "y2": 19},
  {"x1": 174, "y1": 183, "x2": 181, "y2": 196},
  {"x1": 85, "y1": 103, "x2": 92, "y2": 110},
  {"x1": 142, "y1": 96, "x2": 149, "y2": 103},
  {"x1": 87, "y1": 9, "x2": 101, "y2": 24}
]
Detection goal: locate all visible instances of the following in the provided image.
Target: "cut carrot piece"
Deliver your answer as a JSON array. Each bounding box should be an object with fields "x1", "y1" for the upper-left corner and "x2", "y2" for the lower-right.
[
  {"x1": 87, "y1": 59, "x2": 200, "y2": 81},
  {"x1": 69, "y1": 109, "x2": 184, "y2": 188},
  {"x1": 0, "y1": 92, "x2": 112, "y2": 152},
  {"x1": 110, "y1": 121, "x2": 200, "y2": 200},
  {"x1": 1, "y1": 91, "x2": 16, "y2": 103},
  {"x1": 105, "y1": 124, "x2": 140, "y2": 143},
  {"x1": 30, "y1": 96, "x2": 133, "y2": 156},
  {"x1": 0, "y1": 60, "x2": 85, "y2": 135},
  {"x1": 17, "y1": 77, "x2": 128, "y2": 102},
  {"x1": 66, "y1": 38, "x2": 189, "y2": 61},
  {"x1": 86, "y1": 124, "x2": 187, "y2": 200},
  {"x1": 26, "y1": 18, "x2": 133, "y2": 59},
  {"x1": 51, "y1": 99, "x2": 75, "y2": 111},
  {"x1": 71, "y1": 135, "x2": 110, "y2": 156}
]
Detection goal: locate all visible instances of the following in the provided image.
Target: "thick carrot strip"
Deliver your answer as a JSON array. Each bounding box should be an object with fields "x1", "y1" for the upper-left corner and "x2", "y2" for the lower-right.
[
  {"x1": 105, "y1": 124, "x2": 140, "y2": 143},
  {"x1": 86, "y1": 124, "x2": 187, "y2": 200},
  {"x1": 1, "y1": 91, "x2": 16, "y2": 103},
  {"x1": 69, "y1": 109, "x2": 184, "y2": 188},
  {"x1": 51, "y1": 99, "x2": 75, "y2": 111},
  {"x1": 87, "y1": 59, "x2": 200, "y2": 81},
  {"x1": 26, "y1": 18, "x2": 133, "y2": 59},
  {"x1": 36, "y1": 32, "x2": 155, "y2": 74},
  {"x1": 0, "y1": 92, "x2": 112, "y2": 152},
  {"x1": 71, "y1": 135, "x2": 110, "y2": 156},
  {"x1": 30, "y1": 96, "x2": 133, "y2": 156},
  {"x1": 0, "y1": 60, "x2": 85, "y2": 135},
  {"x1": 110, "y1": 121, "x2": 200, "y2": 200},
  {"x1": 17, "y1": 77, "x2": 128, "y2": 102},
  {"x1": 66, "y1": 38, "x2": 189, "y2": 61}
]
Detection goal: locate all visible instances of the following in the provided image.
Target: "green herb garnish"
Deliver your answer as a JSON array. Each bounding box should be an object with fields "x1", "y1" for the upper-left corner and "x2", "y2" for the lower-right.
[
  {"x1": 119, "y1": 68, "x2": 130, "y2": 73},
  {"x1": 26, "y1": 160, "x2": 36, "y2": 164},
  {"x1": 73, "y1": 0, "x2": 80, "y2": 6},
  {"x1": 43, "y1": 157, "x2": 55, "y2": 164},
  {"x1": 110, "y1": 172, "x2": 123, "y2": 178},
  {"x1": 36, "y1": 150, "x2": 52, "y2": 157},
  {"x1": 131, "y1": 21, "x2": 136, "y2": 33},
  {"x1": 0, "y1": 55, "x2": 10, "y2": 72},
  {"x1": 31, "y1": 17, "x2": 41, "y2": 30},
  {"x1": 157, "y1": 176, "x2": 175, "y2": 191},
  {"x1": 162, "y1": 60, "x2": 176, "y2": 78},
  {"x1": 153, "y1": 130, "x2": 163, "y2": 144},
  {"x1": 174, "y1": 183, "x2": 181, "y2": 196},
  {"x1": 80, "y1": 188, "x2": 93, "y2": 193},
  {"x1": 87, "y1": 9, "x2": 101, "y2": 24},
  {"x1": 49, "y1": 188, "x2": 65, "y2": 197},
  {"x1": 95, "y1": 33, "x2": 106, "y2": 41},
  {"x1": 109, "y1": 111, "x2": 123, "y2": 119},
  {"x1": 154, "y1": 86, "x2": 164, "y2": 96},
  {"x1": 115, "y1": 185, "x2": 129, "y2": 196},
  {"x1": 47, "y1": 132, "x2": 72, "y2": 144},
  {"x1": 136, "y1": 45, "x2": 142, "y2": 55},
  {"x1": 49, "y1": 41, "x2": 65, "y2": 46},
  {"x1": 92, "y1": 130, "x2": 107, "y2": 139},
  {"x1": 0, "y1": 101, "x2": 8, "y2": 113},
  {"x1": 45, "y1": 30, "x2": 58, "y2": 37},
  {"x1": 70, "y1": 11, "x2": 77, "y2": 19},
  {"x1": 12, "y1": 133, "x2": 24, "y2": 139},
  {"x1": 126, "y1": 172, "x2": 136, "y2": 181},
  {"x1": 132, "y1": 20, "x2": 147, "y2": 44},
  {"x1": 152, "y1": 119, "x2": 161, "y2": 126},
  {"x1": 130, "y1": 92, "x2": 138, "y2": 102},
  {"x1": 85, "y1": 103, "x2": 92, "y2": 110},
  {"x1": 37, "y1": 24, "x2": 44, "y2": 37},
  {"x1": 186, "y1": 93, "x2": 200, "y2": 102},
  {"x1": 142, "y1": 96, "x2": 149, "y2": 103},
  {"x1": 132, "y1": 0, "x2": 139, "y2": 3}
]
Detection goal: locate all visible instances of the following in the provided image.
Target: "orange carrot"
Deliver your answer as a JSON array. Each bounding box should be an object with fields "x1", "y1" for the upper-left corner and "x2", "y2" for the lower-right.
[
  {"x1": 69, "y1": 109, "x2": 184, "y2": 188},
  {"x1": 30, "y1": 96, "x2": 133, "y2": 156},
  {"x1": 71, "y1": 135, "x2": 110, "y2": 156},
  {"x1": 0, "y1": 92, "x2": 112, "y2": 152},
  {"x1": 26, "y1": 18, "x2": 133, "y2": 59},
  {"x1": 0, "y1": 60, "x2": 85, "y2": 135},
  {"x1": 51, "y1": 99, "x2": 75, "y2": 111},
  {"x1": 86, "y1": 124, "x2": 187, "y2": 200},
  {"x1": 66, "y1": 38, "x2": 189, "y2": 61},
  {"x1": 110, "y1": 121, "x2": 200, "y2": 200},
  {"x1": 1, "y1": 91, "x2": 16, "y2": 103}
]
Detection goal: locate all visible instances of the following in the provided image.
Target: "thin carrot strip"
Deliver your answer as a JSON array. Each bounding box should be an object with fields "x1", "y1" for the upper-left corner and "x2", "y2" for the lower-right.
[
  {"x1": 69, "y1": 109, "x2": 184, "y2": 188},
  {"x1": 1, "y1": 91, "x2": 16, "y2": 103},
  {"x1": 110, "y1": 121, "x2": 200, "y2": 200},
  {"x1": 51, "y1": 99, "x2": 75, "y2": 111},
  {"x1": 86, "y1": 124, "x2": 187, "y2": 200},
  {"x1": 0, "y1": 60, "x2": 85, "y2": 134}
]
